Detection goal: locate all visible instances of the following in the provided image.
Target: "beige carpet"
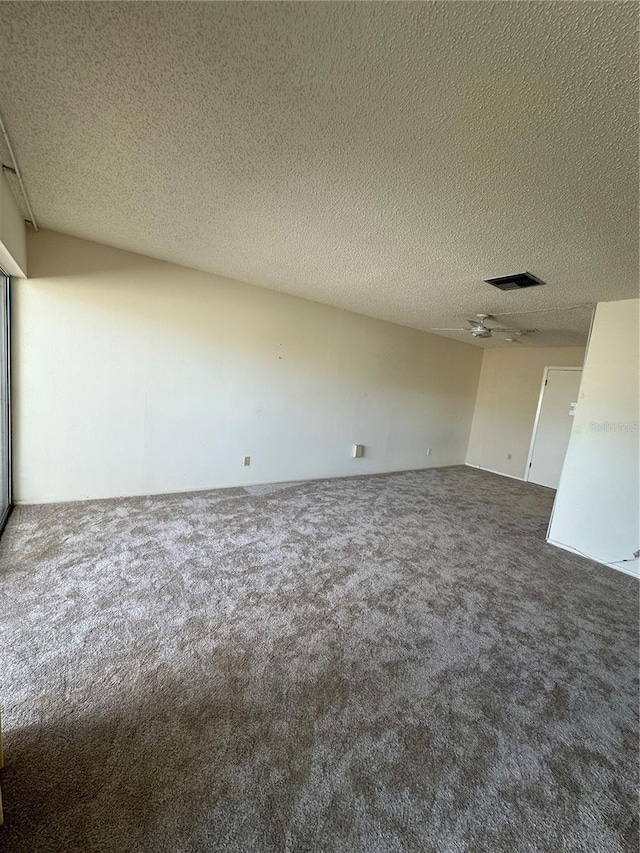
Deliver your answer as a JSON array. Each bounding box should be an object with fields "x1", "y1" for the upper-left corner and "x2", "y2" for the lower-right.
[{"x1": 0, "y1": 466, "x2": 637, "y2": 852}]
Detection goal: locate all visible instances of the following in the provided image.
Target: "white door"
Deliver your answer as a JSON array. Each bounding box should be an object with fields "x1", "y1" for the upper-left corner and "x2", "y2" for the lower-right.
[{"x1": 527, "y1": 368, "x2": 582, "y2": 489}]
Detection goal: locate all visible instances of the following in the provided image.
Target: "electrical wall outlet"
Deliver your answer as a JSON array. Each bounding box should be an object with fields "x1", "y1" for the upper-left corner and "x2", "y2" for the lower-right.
[
  {"x1": 507, "y1": 453, "x2": 512, "y2": 460},
  {"x1": 426, "y1": 448, "x2": 432, "y2": 456},
  {"x1": 243, "y1": 456, "x2": 251, "y2": 467},
  {"x1": 352, "y1": 444, "x2": 364, "y2": 458}
]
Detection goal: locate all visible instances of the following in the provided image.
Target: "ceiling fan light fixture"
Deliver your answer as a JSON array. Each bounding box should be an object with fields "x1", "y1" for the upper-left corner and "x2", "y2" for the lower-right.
[{"x1": 430, "y1": 312, "x2": 534, "y2": 340}]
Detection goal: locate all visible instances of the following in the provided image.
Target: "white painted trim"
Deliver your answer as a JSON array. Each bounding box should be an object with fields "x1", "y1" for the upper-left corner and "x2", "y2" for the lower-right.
[
  {"x1": 524, "y1": 366, "x2": 583, "y2": 483},
  {"x1": 13, "y1": 462, "x2": 458, "y2": 506},
  {"x1": 465, "y1": 463, "x2": 524, "y2": 482},
  {"x1": 547, "y1": 538, "x2": 639, "y2": 579}
]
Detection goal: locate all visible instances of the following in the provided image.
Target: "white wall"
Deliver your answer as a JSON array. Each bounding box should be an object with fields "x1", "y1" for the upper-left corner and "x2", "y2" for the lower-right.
[
  {"x1": 548, "y1": 299, "x2": 639, "y2": 577},
  {"x1": 0, "y1": 170, "x2": 27, "y2": 277},
  {"x1": 466, "y1": 346, "x2": 586, "y2": 480},
  {"x1": 13, "y1": 230, "x2": 483, "y2": 503}
]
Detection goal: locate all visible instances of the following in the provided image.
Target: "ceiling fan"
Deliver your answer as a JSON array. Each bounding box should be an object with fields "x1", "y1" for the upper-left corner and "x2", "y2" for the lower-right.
[{"x1": 432, "y1": 313, "x2": 536, "y2": 341}]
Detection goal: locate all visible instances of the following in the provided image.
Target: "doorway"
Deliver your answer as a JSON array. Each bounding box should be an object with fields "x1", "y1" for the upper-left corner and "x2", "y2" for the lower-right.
[
  {"x1": 0, "y1": 273, "x2": 10, "y2": 531},
  {"x1": 526, "y1": 367, "x2": 582, "y2": 490}
]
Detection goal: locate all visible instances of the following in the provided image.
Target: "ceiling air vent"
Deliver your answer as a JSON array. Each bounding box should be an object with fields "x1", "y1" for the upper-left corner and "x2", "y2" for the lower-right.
[{"x1": 485, "y1": 272, "x2": 545, "y2": 291}]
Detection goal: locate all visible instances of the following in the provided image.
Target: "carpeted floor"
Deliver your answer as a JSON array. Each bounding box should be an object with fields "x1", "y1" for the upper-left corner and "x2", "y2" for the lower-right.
[{"x1": 0, "y1": 466, "x2": 637, "y2": 853}]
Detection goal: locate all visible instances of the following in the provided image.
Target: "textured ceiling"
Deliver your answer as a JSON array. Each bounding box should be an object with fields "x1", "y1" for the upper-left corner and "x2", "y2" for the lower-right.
[{"x1": 0, "y1": 1, "x2": 637, "y2": 347}]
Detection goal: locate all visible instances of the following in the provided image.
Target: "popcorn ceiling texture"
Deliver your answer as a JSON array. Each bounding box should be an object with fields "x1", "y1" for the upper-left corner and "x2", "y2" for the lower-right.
[
  {"x1": 0, "y1": 2, "x2": 637, "y2": 346},
  {"x1": 0, "y1": 467, "x2": 637, "y2": 852}
]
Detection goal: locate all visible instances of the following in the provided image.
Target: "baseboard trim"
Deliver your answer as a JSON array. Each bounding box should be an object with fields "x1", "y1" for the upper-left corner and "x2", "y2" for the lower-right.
[
  {"x1": 465, "y1": 463, "x2": 525, "y2": 482},
  {"x1": 14, "y1": 462, "x2": 465, "y2": 507},
  {"x1": 547, "y1": 538, "x2": 639, "y2": 579}
]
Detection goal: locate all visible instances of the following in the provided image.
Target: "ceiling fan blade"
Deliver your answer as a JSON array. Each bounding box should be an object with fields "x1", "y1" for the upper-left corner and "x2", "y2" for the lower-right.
[{"x1": 431, "y1": 328, "x2": 469, "y2": 332}]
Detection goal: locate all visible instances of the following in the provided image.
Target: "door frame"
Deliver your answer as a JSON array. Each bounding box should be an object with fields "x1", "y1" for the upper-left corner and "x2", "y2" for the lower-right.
[
  {"x1": 0, "y1": 273, "x2": 11, "y2": 534},
  {"x1": 524, "y1": 366, "x2": 582, "y2": 484}
]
